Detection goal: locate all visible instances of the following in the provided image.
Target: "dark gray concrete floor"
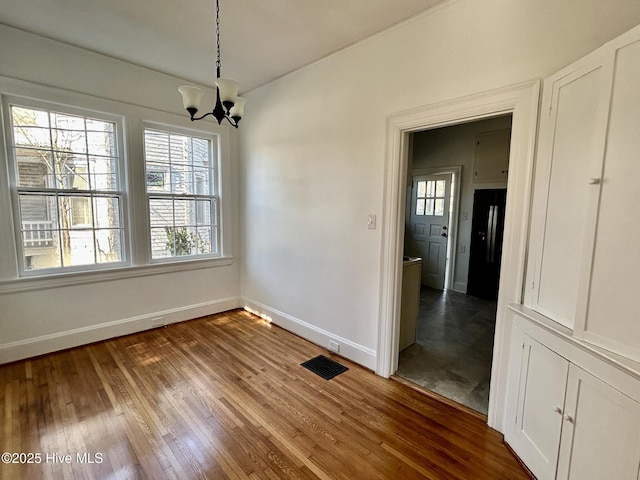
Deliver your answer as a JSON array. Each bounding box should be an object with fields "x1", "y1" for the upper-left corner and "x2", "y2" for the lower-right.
[{"x1": 395, "y1": 287, "x2": 497, "y2": 415}]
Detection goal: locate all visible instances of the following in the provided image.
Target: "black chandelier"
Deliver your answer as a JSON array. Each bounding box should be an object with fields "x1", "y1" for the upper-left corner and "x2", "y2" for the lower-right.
[{"x1": 178, "y1": 0, "x2": 246, "y2": 128}]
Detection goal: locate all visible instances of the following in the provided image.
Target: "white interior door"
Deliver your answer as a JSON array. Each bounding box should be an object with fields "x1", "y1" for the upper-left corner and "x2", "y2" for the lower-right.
[{"x1": 407, "y1": 173, "x2": 451, "y2": 289}]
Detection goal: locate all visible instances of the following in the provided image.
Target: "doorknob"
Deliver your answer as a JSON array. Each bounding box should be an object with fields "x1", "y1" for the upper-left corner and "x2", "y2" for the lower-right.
[
  {"x1": 441, "y1": 232, "x2": 448, "y2": 237},
  {"x1": 564, "y1": 414, "x2": 575, "y2": 424}
]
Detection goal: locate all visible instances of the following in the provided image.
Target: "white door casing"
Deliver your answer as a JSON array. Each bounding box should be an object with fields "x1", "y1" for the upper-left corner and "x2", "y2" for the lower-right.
[{"x1": 377, "y1": 80, "x2": 540, "y2": 433}]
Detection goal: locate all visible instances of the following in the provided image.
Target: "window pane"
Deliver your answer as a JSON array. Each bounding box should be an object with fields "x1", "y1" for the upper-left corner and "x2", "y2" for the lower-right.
[
  {"x1": 54, "y1": 152, "x2": 85, "y2": 189},
  {"x1": 169, "y1": 164, "x2": 189, "y2": 194},
  {"x1": 95, "y1": 229, "x2": 123, "y2": 263},
  {"x1": 51, "y1": 128, "x2": 87, "y2": 155},
  {"x1": 165, "y1": 226, "x2": 198, "y2": 256},
  {"x1": 61, "y1": 228, "x2": 95, "y2": 266},
  {"x1": 426, "y1": 181, "x2": 435, "y2": 197},
  {"x1": 93, "y1": 196, "x2": 121, "y2": 229},
  {"x1": 170, "y1": 134, "x2": 191, "y2": 164},
  {"x1": 149, "y1": 198, "x2": 174, "y2": 227},
  {"x1": 435, "y1": 180, "x2": 445, "y2": 198},
  {"x1": 196, "y1": 200, "x2": 211, "y2": 226},
  {"x1": 13, "y1": 125, "x2": 51, "y2": 149},
  {"x1": 70, "y1": 196, "x2": 92, "y2": 226},
  {"x1": 50, "y1": 112, "x2": 85, "y2": 130},
  {"x1": 417, "y1": 181, "x2": 426, "y2": 198},
  {"x1": 146, "y1": 164, "x2": 170, "y2": 193},
  {"x1": 192, "y1": 138, "x2": 210, "y2": 168},
  {"x1": 174, "y1": 165, "x2": 194, "y2": 195},
  {"x1": 19, "y1": 193, "x2": 58, "y2": 226},
  {"x1": 425, "y1": 199, "x2": 434, "y2": 216},
  {"x1": 145, "y1": 130, "x2": 170, "y2": 163},
  {"x1": 435, "y1": 198, "x2": 444, "y2": 216},
  {"x1": 416, "y1": 198, "x2": 425, "y2": 216},
  {"x1": 174, "y1": 199, "x2": 196, "y2": 226},
  {"x1": 86, "y1": 118, "x2": 113, "y2": 133},
  {"x1": 150, "y1": 227, "x2": 170, "y2": 259},
  {"x1": 16, "y1": 148, "x2": 55, "y2": 187},
  {"x1": 19, "y1": 193, "x2": 58, "y2": 267},
  {"x1": 89, "y1": 156, "x2": 119, "y2": 191},
  {"x1": 87, "y1": 130, "x2": 116, "y2": 156},
  {"x1": 23, "y1": 230, "x2": 61, "y2": 270},
  {"x1": 12, "y1": 106, "x2": 50, "y2": 128},
  {"x1": 196, "y1": 227, "x2": 212, "y2": 254},
  {"x1": 195, "y1": 167, "x2": 212, "y2": 195},
  {"x1": 210, "y1": 226, "x2": 218, "y2": 254}
]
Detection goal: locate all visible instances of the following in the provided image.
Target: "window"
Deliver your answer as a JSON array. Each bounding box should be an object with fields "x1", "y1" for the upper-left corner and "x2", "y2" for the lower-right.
[
  {"x1": 144, "y1": 127, "x2": 218, "y2": 260},
  {"x1": 416, "y1": 179, "x2": 446, "y2": 216},
  {"x1": 7, "y1": 103, "x2": 125, "y2": 273}
]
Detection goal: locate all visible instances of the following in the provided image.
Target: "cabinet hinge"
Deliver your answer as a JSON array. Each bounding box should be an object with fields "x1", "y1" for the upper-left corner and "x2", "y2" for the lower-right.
[
  {"x1": 522, "y1": 342, "x2": 525, "y2": 350},
  {"x1": 531, "y1": 280, "x2": 535, "y2": 290}
]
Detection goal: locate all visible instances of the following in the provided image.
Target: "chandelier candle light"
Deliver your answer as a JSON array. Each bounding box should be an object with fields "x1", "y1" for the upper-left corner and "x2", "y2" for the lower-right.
[{"x1": 178, "y1": 0, "x2": 246, "y2": 128}]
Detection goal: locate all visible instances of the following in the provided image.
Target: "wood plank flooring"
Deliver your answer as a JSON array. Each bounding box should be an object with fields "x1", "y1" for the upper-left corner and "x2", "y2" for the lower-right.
[{"x1": 0, "y1": 309, "x2": 528, "y2": 479}]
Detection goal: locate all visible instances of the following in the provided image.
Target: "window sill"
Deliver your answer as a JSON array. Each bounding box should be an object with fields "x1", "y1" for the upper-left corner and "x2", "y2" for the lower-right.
[{"x1": 0, "y1": 256, "x2": 234, "y2": 295}]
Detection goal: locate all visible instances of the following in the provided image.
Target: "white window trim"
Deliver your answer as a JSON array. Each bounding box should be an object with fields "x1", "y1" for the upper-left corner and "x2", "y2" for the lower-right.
[
  {"x1": 2, "y1": 95, "x2": 130, "y2": 277},
  {"x1": 0, "y1": 76, "x2": 234, "y2": 287},
  {"x1": 142, "y1": 121, "x2": 222, "y2": 263}
]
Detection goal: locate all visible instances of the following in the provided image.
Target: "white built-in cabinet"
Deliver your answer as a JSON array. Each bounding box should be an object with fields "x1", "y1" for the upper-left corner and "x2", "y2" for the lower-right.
[
  {"x1": 506, "y1": 23, "x2": 640, "y2": 479},
  {"x1": 505, "y1": 309, "x2": 640, "y2": 480},
  {"x1": 526, "y1": 23, "x2": 640, "y2": 363}
]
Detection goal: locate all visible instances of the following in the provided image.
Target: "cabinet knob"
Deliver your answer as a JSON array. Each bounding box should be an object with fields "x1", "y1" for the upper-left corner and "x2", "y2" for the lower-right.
[
  {"x1": 553, "y1": 406, "x2": 563, "y2": 415},
  {"x1": 564, "y1": 414, "x2": 575, "y2": 423},
  {"x1": 587, "y1": 178, "x2": 601, "y2": 185}
]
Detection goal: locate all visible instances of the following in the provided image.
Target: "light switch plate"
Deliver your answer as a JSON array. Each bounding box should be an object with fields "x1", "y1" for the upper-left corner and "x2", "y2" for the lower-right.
[{"x1": 368, "y1": 214, "x2": 376, "y2": 229}]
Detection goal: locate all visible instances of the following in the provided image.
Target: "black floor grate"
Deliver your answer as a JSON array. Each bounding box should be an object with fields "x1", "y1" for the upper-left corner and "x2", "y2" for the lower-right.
[{"x1": 301, "y1": 355, "x2": 348, "y2": 380}]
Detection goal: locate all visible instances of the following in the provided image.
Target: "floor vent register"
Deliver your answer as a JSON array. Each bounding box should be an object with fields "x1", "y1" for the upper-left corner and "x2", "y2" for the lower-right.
[{"x1": 301, "y1": 355, "x2": 348, "y2": 380}]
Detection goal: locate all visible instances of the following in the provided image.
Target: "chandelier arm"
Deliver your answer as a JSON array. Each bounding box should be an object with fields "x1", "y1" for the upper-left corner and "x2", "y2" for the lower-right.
[{"x1": 189, "y1": 111, "x2": 216, "y2": 122}]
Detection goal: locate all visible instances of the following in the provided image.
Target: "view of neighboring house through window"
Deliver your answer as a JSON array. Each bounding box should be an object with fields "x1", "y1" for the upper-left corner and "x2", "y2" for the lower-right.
[
  {"x1": 9, "y1": 104, "x2": 125, "y2": 272},
  {"x1": 144, "y1": 128, "x2": 218, "y2": 259}
]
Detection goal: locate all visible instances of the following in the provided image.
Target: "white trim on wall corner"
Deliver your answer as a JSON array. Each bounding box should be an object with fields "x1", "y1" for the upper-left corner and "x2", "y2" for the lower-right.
[
  {"x1": 0, "y1": 296, "x2": 241, "y2": 364},
  {"x1": 242, "y1": 298, "x2": 377, "y2": 371}
]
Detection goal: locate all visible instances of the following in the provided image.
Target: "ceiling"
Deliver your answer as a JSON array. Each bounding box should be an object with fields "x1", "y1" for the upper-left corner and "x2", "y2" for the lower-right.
[{"x1": 0, "y1": 0, "x2": 445, "y2": 93}]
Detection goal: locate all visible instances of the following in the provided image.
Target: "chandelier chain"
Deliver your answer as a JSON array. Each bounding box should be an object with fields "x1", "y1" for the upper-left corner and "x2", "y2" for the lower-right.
[{"x1": 216, "y1": 0, "x2": 221, "y2": 74}]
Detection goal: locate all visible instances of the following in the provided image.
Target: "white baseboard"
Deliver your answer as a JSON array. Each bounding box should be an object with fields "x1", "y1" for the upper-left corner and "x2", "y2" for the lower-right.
[
  {"x1": 0, "y1": 296, "x2": 241, "y2": 364},
  {"x1": 453, "y1": 281, "x2": 467, "y2": 294},
  {"x1": 242, "y1": 298, "x2": 377, "y2": 370}
]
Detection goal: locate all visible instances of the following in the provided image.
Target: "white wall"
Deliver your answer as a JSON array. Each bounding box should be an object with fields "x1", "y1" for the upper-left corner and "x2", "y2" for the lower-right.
[
  {"x1": 0, "y1": 25, "x2": 241, "y2": 362},
  {"x1": 239, "y1": 0, "x2": 640, "y2": 369},
  {"x1": 410, "y1": 115, "x2": 512, "y2": 293}
]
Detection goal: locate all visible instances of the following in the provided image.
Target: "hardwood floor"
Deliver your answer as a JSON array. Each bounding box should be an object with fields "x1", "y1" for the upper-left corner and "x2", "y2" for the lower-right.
[{"x1": 0, "y1": 309, "x2": 528, "y2": 479}]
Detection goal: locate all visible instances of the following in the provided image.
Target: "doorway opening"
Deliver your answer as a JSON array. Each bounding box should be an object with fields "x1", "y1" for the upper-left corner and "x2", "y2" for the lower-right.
[
  {"x1": 376, "y1": 81, "x2": 539, "y2": 430},
  {"x1": 396, "y1": 115, "x2": 512, "y2": 415}
]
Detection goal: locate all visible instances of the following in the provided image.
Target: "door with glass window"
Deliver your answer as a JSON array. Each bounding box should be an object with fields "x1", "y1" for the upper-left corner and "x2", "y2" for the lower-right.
[{"x1": 407, "y1": 173, "x2": 451, "y2": 289}]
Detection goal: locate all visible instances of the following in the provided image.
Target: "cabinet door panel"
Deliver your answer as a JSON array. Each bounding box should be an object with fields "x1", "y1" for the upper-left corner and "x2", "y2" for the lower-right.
[
  {"x1": 581, "y1": 38, "x2": 640, "y2": 362},
  {"x1": 510, "y1": 336, "x2": 569, "y2": 479},
  {"x1": 529, "y1": 58, "x2": 611, "y2": 328},
  {"x1": 557, "y1": 365, "x2": 640, "y2": 480}
]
